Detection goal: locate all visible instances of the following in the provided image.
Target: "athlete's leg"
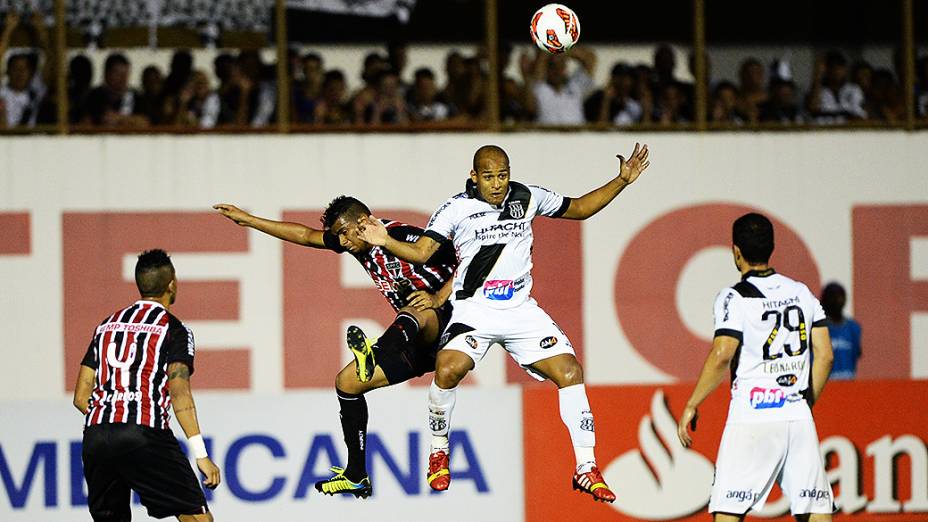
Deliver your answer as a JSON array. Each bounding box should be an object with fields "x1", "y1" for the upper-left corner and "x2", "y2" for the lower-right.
[
  {"x1": 794, "y1": 514, "x2": 831, "y2": 522},
  {"x1": 713, "y1": 513, "x2": 744, "y2": 522},
  {"x1": 177, "y1": 514, "x2": 213, "y2": 522},
  {"x1": 530, "y1": 354, "x2": 595, "y2": 467}
]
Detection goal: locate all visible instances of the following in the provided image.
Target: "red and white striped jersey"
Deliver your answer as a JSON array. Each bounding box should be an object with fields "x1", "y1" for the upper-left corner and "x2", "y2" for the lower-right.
[
  {"x1": 80, "y1": 300, "x2": 195, "y2": 430},
  {"x1": 323, "y1": 219, "x2": 457, "y2": 312}
]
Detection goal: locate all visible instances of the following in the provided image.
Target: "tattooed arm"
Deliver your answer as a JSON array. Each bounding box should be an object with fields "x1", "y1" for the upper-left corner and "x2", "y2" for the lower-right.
[{"x1": 168, "y1": 361, "x2": 221, "y2": 489}]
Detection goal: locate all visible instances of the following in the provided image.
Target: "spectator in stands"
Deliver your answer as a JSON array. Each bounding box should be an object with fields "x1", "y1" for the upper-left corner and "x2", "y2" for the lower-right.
[
  {"x1": 709, "y1": 81, "x2": 743, "y2": 124},
  {"x1": 653, "y1": 83, "x2": 689, "y2": 125},
  {"x1": 807, "y1": 50, "x2": 866, "y2": 123},
  {"x1": 759, "y1": 78, "x2": 803, "y2": 124},
  {"x1": 820, "y1": 282, "x2": 862, "y2": 380},
  {"x1": 170, "y1": 70, "x2": 220, "y2": 129},
  {"x1": 83, "y1": 53, "x2": 147, "y2": 127},
  {"x1": 439, "y1": 50, "x2": 485, "y2": 121},
  {"x1": 66, "y1": 55, "x2": 92, "y2": 123},
  {"x1": 292, "y1": 52, "x2": 323, "y2": 123},
  {"x1": 214, "y1": 53, "x2": 252, "y2": 126},
  {"x1": 387, "y1": 40, "x2": 410, "y2": 93},
  {"x1": 498, "y1": 42, "x2": 532, "y2": 123},
  {"x1": 239, "y1": 50, "x2": 276, "y2": 127},
  {"x1": 527, "y1": 47, "x2": 595, "y2": 125},
  {"x1": 736, "y1": 57, "x2": 766, "y2": 124},
  {"x1": 0, "y1": 12, "x2": 48, "y2": 128},
  {"x1": 408, "y1": 67, "x2": 449, "y2": 122},
  {"x1": 584, "y1": 62, "x2": 642, "y2": 126},
  {"x1": 632, "y1": 64, "x2": 655, "y2": 123},
  {"x1": 136, "y1": 65, "x2": 164, "y2": 125},
  {"x1": 918, "y1": 55, "x2": 928, "y2": 120},
  {"x1": 868, "y1": 68, "x2": 904, "y2": 123},
  {"x1": 314, "y1": 69, "x2": 350, "y2": 125},
  {"x1": 652, "y1": 44, "x2": 692, "y2": 120},
  {"x1": 851, "y1": 60, "x2": 873, "y2": 104},
  {"x1": 352, "y1": 52, "x2": 389, "y2": 123},
  {"x1": 358, "y1": 68, "x2": 408, "y2": 125}
]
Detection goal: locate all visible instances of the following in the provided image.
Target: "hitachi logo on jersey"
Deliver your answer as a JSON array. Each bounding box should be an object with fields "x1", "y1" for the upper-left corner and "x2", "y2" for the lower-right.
[
  {"x1": 749, "y1": 387, "x2": 787, "y2": 409},
  {"x1": 473, "y1": 221, "x2": 528, "y2": 238},
  {"x1": 763, "y1": 296, "x2": 800, "y2": 309},
  {"x1": 483, "y1": 280, "x2": 515, "y2": 300}
]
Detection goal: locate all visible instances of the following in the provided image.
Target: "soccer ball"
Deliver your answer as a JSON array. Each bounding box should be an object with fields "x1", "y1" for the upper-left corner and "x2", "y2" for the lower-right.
[{"x1": 530, "y1": 4, "x2": 580, "y2": 54}]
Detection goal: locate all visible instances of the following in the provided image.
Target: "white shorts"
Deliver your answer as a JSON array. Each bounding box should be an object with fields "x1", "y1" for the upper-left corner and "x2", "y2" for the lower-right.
[
  {"x1": 440, "y1": 298, "x2": 575, "y2": 381},
  {"x1": 709, "y1": 419, "x2": 835, "y2": 516}
]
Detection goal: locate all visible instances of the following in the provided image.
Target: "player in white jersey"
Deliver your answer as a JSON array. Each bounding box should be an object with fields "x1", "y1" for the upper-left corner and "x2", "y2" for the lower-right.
[
  {"x1": 359, "y1": 143, "x2": 650, "y2": 502},
  {"x1": 676, "y1": 213, "x2": 836, "y2": 521}
]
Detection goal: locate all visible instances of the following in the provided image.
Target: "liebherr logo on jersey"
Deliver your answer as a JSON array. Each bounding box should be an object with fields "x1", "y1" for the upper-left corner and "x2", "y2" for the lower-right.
[{"x1": 507, "y1": 201, "x2": 525, "y2": 219}]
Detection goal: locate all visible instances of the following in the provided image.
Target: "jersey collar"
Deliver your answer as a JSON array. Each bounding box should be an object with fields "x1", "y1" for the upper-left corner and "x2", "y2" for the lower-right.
[{"x1": 742, "y1": 268, "x2": 776, "y2": 280}]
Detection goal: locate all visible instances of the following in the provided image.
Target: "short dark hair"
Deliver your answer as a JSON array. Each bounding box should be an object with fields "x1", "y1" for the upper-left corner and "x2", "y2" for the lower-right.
[
  {"x1": 321, "y1": 196, "x2": 371, "y2": 229},
  {"x1": 732, "y1": 213, "x2": 774, "y2": 264},
  {"x1": 414, "y1": 67, "x2": 434, "y2": 81},
  {"x1": 472, "y1": 145, "x2": 509, "y2": 171},
  {"x1": 104, "y1": 53, "x2": 129, "y2": 74},
  {"x1": 135, "y1": 249, "x2": 174, "y2": 297}
]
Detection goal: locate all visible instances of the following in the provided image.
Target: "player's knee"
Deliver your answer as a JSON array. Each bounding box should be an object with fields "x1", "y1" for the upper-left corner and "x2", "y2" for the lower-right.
[
  {"x1": 434, "y1": 352, "x2": 470, "y2": 387},
  {"x1": 554, "y1": 359, "x2": 584, "y2": 387},
  {"x1": 335, "y1": 366, "x2": 364, "y2": 395}
]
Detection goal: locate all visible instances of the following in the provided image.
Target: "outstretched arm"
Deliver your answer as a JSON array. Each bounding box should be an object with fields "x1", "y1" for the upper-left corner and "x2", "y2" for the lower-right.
[
  {"x1": 213, "y1": 203, "x2": 326, "y2": 248},
  {"x1": 168, "y1": 362, "x2": 221, "y2": 490},
  {"x1": 559, "y1": 143, "x2": 650, "y2": 220},
  {"x1": 676, "y1": 335, "x2": 739, "y2": 448},
  {"x1": 358, "y1": 216, "x2": 441, "y2": 264}
]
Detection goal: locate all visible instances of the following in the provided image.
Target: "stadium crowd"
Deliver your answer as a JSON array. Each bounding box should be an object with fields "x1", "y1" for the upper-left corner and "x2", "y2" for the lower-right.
[{"x1": 2, "y1": 12, "x2": 927, "y2": 129}]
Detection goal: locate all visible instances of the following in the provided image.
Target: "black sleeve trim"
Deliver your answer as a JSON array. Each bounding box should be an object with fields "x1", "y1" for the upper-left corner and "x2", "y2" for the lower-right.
[
  {"x1": 714, "y1": 328, "x2": 743, "y2": 342},
  {"x1": 811, "y1": 319, "x2": 828, "y2": 328},
  {"x1": 550, "y1": 197, "x2": 572, "y2": 218},
  {"x1": 423, "y1": 230, "x2": 449, "y2": 243}
]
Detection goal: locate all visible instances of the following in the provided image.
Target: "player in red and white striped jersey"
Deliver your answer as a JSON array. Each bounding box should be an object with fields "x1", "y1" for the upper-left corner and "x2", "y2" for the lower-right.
[
  {"x1": 72, "y1": 249, "x2": 220, "y2": 522},
  {"x1": 214, "y1": 196, "x2": 457, "y2": 498}
]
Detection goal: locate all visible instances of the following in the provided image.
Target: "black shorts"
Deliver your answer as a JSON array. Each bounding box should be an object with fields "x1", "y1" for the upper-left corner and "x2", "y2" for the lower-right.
[
  {"x1": 378, "y1": 301, "x2": 453, "y2": 384},
  {"x1": 82, "y1": 423, "x2": 209, "y2": 521}
]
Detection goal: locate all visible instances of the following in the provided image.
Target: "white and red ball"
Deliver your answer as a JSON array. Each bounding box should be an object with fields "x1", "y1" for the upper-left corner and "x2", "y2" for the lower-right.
[{"x1": 530, "y1": 3, "x2": 580, "y2": 54}]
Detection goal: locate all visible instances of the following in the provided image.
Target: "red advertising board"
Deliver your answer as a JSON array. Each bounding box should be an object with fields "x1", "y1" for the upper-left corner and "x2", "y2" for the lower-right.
[{"x1": 523, "y1": 381, "x2": 928, "y2": 521}]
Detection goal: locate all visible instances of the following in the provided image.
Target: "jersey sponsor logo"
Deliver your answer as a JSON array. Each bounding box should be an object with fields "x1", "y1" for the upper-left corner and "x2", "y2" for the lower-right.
[
  {"x1": 540, "y1": 336, "x2": 558, "y2": 349},
  {"x1": 184, "y1": 325, "x2": 195, "y2": 357},
  {"x1": 726, "y1": 489, "x2": 761, "y2": 503},
  {"x1": 473, "y1": 221, "x2": 529, "y2": 241},
  {"x1": 96, "y1": 322, "x2": 166, "y2": 335},
  {"x1": 749, "y1": 387, "x2": 787, "y2": 409},
  {"x1": 466, "y1": 211, "x2": 493, "y2": 220},
  {"x1": 799, "y1": 488, "x2": 831, "y2": 502},
  {"x1": 507, "y1": 201, "x2": 525, "y2": 219},
  {"x1": 483, "y1": 280, "x2": 515, "y2": 300},
  {"x1": 465, "y1": 335, "x2": 478, "y2": 350},
  {"x1": 763, "y1": 296, "x2": 800, "y2": 310},
  {"x1": 722, "y1": 292, "x2": 734, "y2": 321},
  {"x1": 404, "y1": 234, "x2": 420, "y2": 242},
  {"x1": 776, "y1": 373, "x2": 798, "y2": 386}
]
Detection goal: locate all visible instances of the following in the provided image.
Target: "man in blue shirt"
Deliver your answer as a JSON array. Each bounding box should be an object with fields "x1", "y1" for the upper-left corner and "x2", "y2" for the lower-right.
[{"x1": 821, "y1": 282, "x2": 862, "y2": 379}]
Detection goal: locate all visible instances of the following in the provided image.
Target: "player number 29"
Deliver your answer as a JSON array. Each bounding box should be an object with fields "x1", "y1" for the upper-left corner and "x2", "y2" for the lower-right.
[{"x1": 760, "y1": 305, "x2": 809, "y2": 360}]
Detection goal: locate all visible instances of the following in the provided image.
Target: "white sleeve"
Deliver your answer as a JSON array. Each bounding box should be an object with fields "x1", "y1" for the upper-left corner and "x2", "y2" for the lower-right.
[
  {"x1": 806, "y1": 286, "x2": 828, "y2": 326},
  {"x1": 529, "y1": 185, "x2": 571, "y2": 218},
  {"x1": 713, "y1": 289, "x2": 744, "y2": 341},
  {"x1": 425, "y1": 198, "x2": 458, "y2": 241}
]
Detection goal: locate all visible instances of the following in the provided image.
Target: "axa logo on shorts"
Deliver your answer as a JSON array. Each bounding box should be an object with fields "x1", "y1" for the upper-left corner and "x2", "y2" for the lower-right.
[
  {"x1": 483, "y1": 280, "x2": 515, "y2": 300},
  {"x1": 749, "y1": 387, "x2": 787, "y2": 409},
  {"x1": 726, "y1": 489, "x2": 761, "y2": 503}
]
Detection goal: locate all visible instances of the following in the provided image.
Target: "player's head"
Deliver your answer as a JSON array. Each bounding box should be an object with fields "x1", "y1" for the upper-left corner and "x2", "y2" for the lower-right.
[
  {"x1": 821, "y1": 282, "x2": 847, "y2": 319},
  {"x1": 321, "y1": 195, "x2": 373, "y2": 253},
  {"x1": 135, "y1": 249, "x2": 177, "y2": 305},
  {"x1": 731, "y1": 213, "x2": 774, "y2": 270},
  {"x1": 470, "y1": 145, "x2": 511, "y2": 207}
]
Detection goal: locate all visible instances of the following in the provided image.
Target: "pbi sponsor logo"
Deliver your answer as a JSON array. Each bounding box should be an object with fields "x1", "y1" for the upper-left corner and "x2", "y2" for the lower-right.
[
  {"x1": 749, "y1": 387, "x2": 787, "y2": 409},
  {"x1": 483, "y1": 280, "x2": 515, "y2": 300},
  {"x1": 776, "y1": 374, "x2": 798, "y2": 386},
  {"x1": 799, "y1": 488, "x2": 831, "y2": 502},
  {"x1": 726, "y1": 489, "x2": 761, "y2": 503},
  {"x1": 540, "y1": 336, "x2": 558, "y2": 349}
]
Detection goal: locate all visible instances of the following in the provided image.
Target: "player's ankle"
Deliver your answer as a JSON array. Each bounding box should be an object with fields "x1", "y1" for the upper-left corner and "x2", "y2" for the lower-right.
[{"x1": 576, "y1": 461, "x2": 596, "y2": 474}]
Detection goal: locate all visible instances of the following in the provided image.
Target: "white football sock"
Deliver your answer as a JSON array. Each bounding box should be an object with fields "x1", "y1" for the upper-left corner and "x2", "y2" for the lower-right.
[
  {"x1": 558, "y1": 383, "x2": 597, "y2": 470},
  {"x1": 428, "y1": 380, "x2": 457, "y2": 451}
]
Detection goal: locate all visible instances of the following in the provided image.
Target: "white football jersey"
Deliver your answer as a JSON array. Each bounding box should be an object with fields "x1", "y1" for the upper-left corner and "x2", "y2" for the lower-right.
[
  {"x1": 424, "y1": 181, "x2": 570, "y2": 309},
  {"x1": 713, "y1": 269, "x2": 827, "y2": 423}
]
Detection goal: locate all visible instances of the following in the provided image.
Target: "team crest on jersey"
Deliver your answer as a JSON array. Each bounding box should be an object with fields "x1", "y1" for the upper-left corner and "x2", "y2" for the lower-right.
[
  {"x1": 507, "y1": 201, "x2": 525, "y2": 219},
  {"x1": 384, "y1": 260, "x2": 404, "y2": 278}
]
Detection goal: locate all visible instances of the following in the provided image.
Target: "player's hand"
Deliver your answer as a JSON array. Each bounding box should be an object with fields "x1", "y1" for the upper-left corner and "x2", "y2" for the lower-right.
[
  {"x1": 407, "y1": 290, "x2": 438, "y2": 311},
  {"x1": 357, "y1": 215, "x2": 388, "y2": 246},
  {"x1": 676, "y1": 405, "x2": 698, "y2": 448},
  {"x1": 212, "y1": 203, "x2": 252, "y2": 226},
  {"x1": 196, "y1": 457, "x2": 221, "y2": 490},
  {"x1": 617, "y1": 142, "x2": 650, "y2": 185}
]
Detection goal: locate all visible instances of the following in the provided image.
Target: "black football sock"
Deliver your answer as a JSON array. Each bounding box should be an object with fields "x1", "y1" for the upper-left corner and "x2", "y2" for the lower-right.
[
  {"x1": 376, "y1": 312, "x2": 421, "y2": 351},
  {"x1": 337, "y1": 389, "x2": 369, "y2": 481}
]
